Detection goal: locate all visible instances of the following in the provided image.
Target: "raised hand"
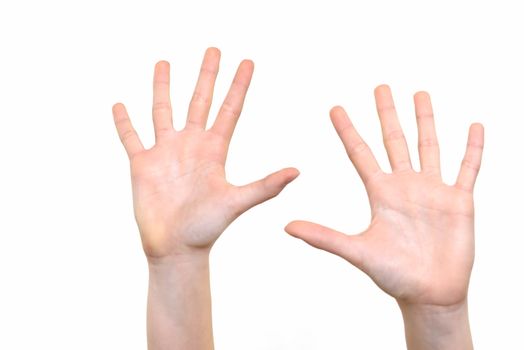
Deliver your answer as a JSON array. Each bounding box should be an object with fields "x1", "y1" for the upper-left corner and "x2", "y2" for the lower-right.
[
  {"x1": 112, "y1": 48, "x2": 298, "y2": 350},
  {"x1": 285, "y1": 85, "x2": 483, "y2": 349},
  {"x1": 113, "y1": 48, "x2": 299, "y2": 261}
]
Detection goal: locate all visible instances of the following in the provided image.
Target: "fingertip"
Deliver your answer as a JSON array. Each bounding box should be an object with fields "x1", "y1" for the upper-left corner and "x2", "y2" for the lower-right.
[
  {"x1": 274, "y1": 167, "x2": 300, "y2": 192},
  {"x1": 330, "y1": 107, "x2": 355, "y2": 134},
  {"x1": 284, "y1": 220, "x2": 303, "y2": 235},
  {"x1": 241, "y1": 59, "x2": 255, "y2": 71},
  {"x1": 112, "y1": 102, "x2": 126, "y2": 115},
  {"x1": 414, "y1": 90, "x2": 431, "y2": 101},
  {"x1": 233, "y1": 59, "x2": 254, "y2": 83},
  {"x1": 470, "y1": 122, "x2": 484, "y2": 132},
  {"x1": 330, "y1": 106, "x2": 349, "y2": 126},
  {"x1": 374, "y1": 83, "x2": 391, "y2": 95},
  {"x1": 206, "y1": 47, "x2": 221, "y2": 58},
  {"x1": 155, "y1": 60, "x2": 170, "y2": 69},
  {"x1": 154, "y1": 61, "x2": 171, "y2": 83},
  {"x1": 112, "y1": 102, "x2": 124, "y2": 110},
  {"x1": 330, "y1": 105, "x2": 346, "y2": 116},
  {"x1": 284, "y1": 167, "x2": 300, "y2": 182},
  {"x1": 468, "y1": 123, "x2": 485, "y2": 145}
]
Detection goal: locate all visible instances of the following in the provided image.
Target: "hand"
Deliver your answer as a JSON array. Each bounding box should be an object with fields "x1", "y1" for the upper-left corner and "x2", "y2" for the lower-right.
[
  {"x1": 285, "y1": 85, "x2": 484, "y2": 308},
  {"x1": 113, "y1": 48, "x2": 299, "y2": 262}
]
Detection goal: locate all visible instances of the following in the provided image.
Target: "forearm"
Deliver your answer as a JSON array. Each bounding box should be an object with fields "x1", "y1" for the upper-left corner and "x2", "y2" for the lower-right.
[
  {"x1": 398, "y1": 299, "x2": 473, "y2": 350},
  {"x1": 147, "y1": 252, "x2": 213, "y2": 350}
]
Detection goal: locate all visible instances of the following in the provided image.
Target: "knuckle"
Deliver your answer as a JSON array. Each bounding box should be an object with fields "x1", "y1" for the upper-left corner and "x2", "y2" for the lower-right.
[
  {"x1": 393, "y1": 159, "x2": 413, "y2": 171},
  {"x1": 418, "y1": 137, "x2": 439, "y2": 148},
  {"x1": 185, "y1": 119, "x2": 202, "y2": 128},
  {"x1": 152, "y1": 102, "x2": 171, "y2": 113},
  {"x1": 191, "y1": 90, "x2": 210, "y2": 105},
  {"x1": 384, "y1": 129, "x2": 406, "y2": 142},
  {"x1": 114, "y1": 117, "x2": 129, "y2": 127},
  {"x1": 338, "y1": 124, "x2": 354, "y2": 137},
  {"x1": 120, "y1": 128, "x2": 137, "y2": 142},
  {"x1": 231, "y1": 79, "x2": 249, "y2": 90},
  {"x1": 347, "y1": 141, "x2": 369, "y2": 156},
  {"x1": 416, "y1": 112, "x2": 434, "y2": 119},
  {"x1": 220, "y1": 101, "x2": 240, "y2": 117},
  {"x1": 154, "y1": 80, "x2": 169, "y2": 87},
  {"x1": 455, "y1": 182, "x2": 472, "y2": 192},
  {"x1": 200, "y1": 66, "x2": 218, "y2": 76},
  {"x1": 461, "y1": 158, "x2": 480, "y2": 172},
  {"x1": 261, "y1": 176, "x2": 281, "y2": 200},
  {"x1": 377, "y1": 104, "x2": 396, "y2": 114},
  {"x1": 338, "y1": 125, "x2": 370, "y2": 156},
  {"x1": 467, "y1": 141, "x2": 484, "y2": 150},
  {"x1": 154, "y1": 127, "x2": 172, "y2": 137}
]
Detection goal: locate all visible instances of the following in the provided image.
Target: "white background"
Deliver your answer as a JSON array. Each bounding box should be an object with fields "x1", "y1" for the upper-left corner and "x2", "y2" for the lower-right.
[{"x1": 1, "y1": 0, "x2": 523, "y2": 349}]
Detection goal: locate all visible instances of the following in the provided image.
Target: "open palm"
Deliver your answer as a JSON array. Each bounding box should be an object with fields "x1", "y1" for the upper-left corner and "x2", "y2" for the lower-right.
[
  {"x1": 113, "y1": 48, "x2": 298, "y2": 260},
  {"x1": 286, "y1": 85, "x2": 484, "y2": 307}
]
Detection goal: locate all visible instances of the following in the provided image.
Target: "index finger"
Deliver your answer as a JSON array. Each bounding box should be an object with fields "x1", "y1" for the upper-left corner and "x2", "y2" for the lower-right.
[
  {"x1": 112, "y1": 103, "x2": 144, "y2": 159},
  {"x1": 330, "y1": 106, "x2": 382, "y2": 186},
  {"x1": 209, "y1": 59, "x2": 254, "y2": 149}
]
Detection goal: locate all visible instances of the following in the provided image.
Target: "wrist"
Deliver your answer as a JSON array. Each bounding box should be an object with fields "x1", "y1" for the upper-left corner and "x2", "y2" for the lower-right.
[
  {"x1": 146, "y1": 244, "x2": 214, "y2": 350},
  {"x1": 146, "y1": 245, "x2": 211, "y2": 267},
  {"x1": 147, "y1": 249, "x2": 210, "y2": 275},
  {"x1": 398, "y1": 299, "x2": 473, "y2": 350}
]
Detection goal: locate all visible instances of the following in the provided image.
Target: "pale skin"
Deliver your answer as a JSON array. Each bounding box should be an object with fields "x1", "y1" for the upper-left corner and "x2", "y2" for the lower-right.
[
  {"x1": 112, "y1": 48, "x2": 299, "y2": 350},
  {"x1": 285, "y1": 85, "x2": 484, "y2": 349},
  {"x1": 113, "y1": 48, "x2": 485, "y2": 349}
]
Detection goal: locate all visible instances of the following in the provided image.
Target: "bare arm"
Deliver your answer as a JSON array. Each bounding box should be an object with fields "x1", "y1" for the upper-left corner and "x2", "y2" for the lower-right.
[
  {"x1": 112, "y1": 48, "x2": 299, "y2": 350},
  {"x1": 285, "y1": 85, "x2": 483, "y2": 349}
]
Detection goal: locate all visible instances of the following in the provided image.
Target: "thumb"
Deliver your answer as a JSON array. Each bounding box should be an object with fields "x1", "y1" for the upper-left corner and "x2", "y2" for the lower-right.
[
  {"x1": 233, "y1": 167, "x2": 300, "y2": 214},
  {"x1": 285, "y1": 220, "x2": 366, "y2": 270}
]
